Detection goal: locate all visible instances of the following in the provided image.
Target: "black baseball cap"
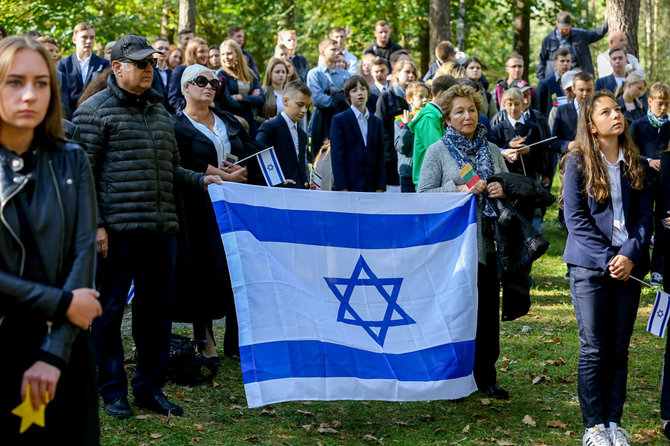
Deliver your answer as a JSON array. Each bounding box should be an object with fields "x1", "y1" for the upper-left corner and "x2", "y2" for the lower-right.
[{"x1": 110, "y1": 34, "x2": 158, "y2": 62}]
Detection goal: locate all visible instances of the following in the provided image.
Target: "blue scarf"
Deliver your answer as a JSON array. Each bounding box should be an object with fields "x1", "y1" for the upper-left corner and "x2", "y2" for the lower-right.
[
  {"x1": 441, "y1": 124, "x2": 497, "y2": 217},
  {"x1": 648, "y1": 109, "x2": 669, "y2": 128},
  {"x1": 392, "y1": 82, "x2": 406, "y2": 99}
]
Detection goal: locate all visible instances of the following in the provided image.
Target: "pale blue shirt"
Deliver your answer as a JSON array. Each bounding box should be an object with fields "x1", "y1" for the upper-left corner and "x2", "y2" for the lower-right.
[{"x1": 306, "y1": 65, "x2": 350, "y2": 109}]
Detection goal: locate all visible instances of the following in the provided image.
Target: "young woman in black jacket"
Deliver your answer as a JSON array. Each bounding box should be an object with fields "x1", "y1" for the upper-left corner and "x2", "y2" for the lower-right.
[{"x1": 0, "y1": 36, "x2": 101, "y2": 444}]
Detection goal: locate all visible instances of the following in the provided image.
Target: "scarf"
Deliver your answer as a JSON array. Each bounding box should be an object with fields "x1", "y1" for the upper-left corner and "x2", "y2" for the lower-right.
[
  {"x1": 648, "y1": 109, "x2": 669, "y2": 128},
  {"x1": 441, "y1": 124, "x2": 497, "y2": 217},
  {"x1": 392, "y1": 82, "x2": 406, "y2": 99}
]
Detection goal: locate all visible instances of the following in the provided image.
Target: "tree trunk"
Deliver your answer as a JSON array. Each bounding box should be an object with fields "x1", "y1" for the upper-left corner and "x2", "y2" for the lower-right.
[
  {"x1": 606, "y1": 0, "x2": 640, "y2": 57},
  {"x1": 653, "y1": 0, "x2": 658, "y2": 75},
  {"x1": 420, "y1": 17, "x2": 430, "y2": 76},
  {"x1": 644, "y1": 0, "x2": 652, "y2": 76},
  {"x1": 178, "y1": 0, "x2": 196, "y2": 33},
  {"x1": 161, "y1": 0, "x2": 170, "y2": 41},
  {"x1": 456, "y1": 0, "x2": 467, "y2": 51},
  {"x1": 429, "y1": 0, "x2": 451, "y2": 63},
  {"x1": 512, "y1": 0, "x2": 530, "y2": 81},
  {"x1": 280, "y1": 0, "x2": 296, "y2": 29}
]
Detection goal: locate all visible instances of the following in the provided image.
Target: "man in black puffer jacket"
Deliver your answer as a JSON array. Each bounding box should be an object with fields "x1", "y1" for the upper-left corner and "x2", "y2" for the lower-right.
[{"x1": 73, "y1": 35, "x2": 219, "y2": 419}]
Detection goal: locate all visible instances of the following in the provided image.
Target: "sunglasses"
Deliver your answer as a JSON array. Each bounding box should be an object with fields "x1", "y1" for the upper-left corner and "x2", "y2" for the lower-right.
[
  {"x1": 120, "y1": 58, "x2": 157, "y2": 70},
  {"x1": 189, "y1": 75, "x2": 220, "y2": 90}
]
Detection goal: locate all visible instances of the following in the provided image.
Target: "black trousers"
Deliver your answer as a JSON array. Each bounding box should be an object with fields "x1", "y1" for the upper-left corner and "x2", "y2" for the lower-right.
[
  {"x1": 92, "y1": 231, "x2": 177, "y2": 400},
  {"x1": 570, "y1": 265, "x2": 640, "y2": 427},
  {"x1": 473, "y1": 253, "x2": 501, "y2": 390}
]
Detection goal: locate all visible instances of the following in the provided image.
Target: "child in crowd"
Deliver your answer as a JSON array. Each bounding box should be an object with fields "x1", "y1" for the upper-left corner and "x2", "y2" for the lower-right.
[
  {"x1": 631, "y1": 82, "x2": 670, "y2": 287},
  {"x1": 376, "y1": 59, "x2": 419, "y2": 191},
  {"x1": 358, "y1": 53, "x2": 376, "y2": 87},
  {"x1": 370, "y1": 57, "x2": 389, "y2": 97},
  {"x1": 615, "y1": 71, "x2": 647, "y2": 123},
  {"x1": 277, "y1": 29, "x2": 310, "y2": 82},
  {"x1": 257, "y1": 81, "x2": 312, "y2": 188},
  {"x1": 395, "y1": 81, "x2": 431, "y2": 192},
  {"x1": 410, "y1": 75, "x2": 457, "y2": 186},
  {"x1": 330, "y1": 75, "x2": 386, "y2": 192},
  {"x1": 258, "y1": 57, "x2": 289, "y2": 124},
  {"x1": 306, "y1": 38, "x2": 351, "y2": 159},
  {"x1": 423, "y1": 41, "x2": 455, "y2": 82},
  {"x1": 464, "y1": 56, "x2": 497, "y2": 119}
]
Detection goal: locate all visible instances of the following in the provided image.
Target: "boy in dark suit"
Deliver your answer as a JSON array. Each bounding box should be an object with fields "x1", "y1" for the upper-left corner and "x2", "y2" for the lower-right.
[
  {"x1": 330, "y1": 75, "x2": 386, "y2": 192},
  {"x1": 552, "y1": 71, "x2": 595, "y2": 156},
  {"x1": 595, "y1": 46, "x2": 628, "y2": 94},
  {"x1": 257, "y1": 81, "x2": 312, "y2": 189},
  {"x1": 536, "y1": 47, "x2": 571, "y2": 117},
  {"x1": 151, "y1": 37, "x2": 173, "y2": 113},
  {"x1": 57, "y1": 22, "x2": 110, "y2": 118}
]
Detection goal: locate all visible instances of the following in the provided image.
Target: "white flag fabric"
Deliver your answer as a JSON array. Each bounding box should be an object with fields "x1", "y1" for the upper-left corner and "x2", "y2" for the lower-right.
[
  {"x1": 648, "y1": 290, "x2": 670, "y2": 337},
  {"x1": 256, "y1": 146, "x2": 285, "y2": 186},
  {"x1": 209, "y1": 183, "x2": 479, "y2": 408}
]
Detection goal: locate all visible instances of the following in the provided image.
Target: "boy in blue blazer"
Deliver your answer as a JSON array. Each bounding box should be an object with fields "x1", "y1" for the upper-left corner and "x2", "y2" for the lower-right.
[
  {"x1": 330, "y1": 75, "x2": 386, "y2": 192},
  {"x1": 57, "y1": 22, "x2": 110, "y2": 119},
  {"x1": 595, "y1": 46, "x2": 628, "y2": 94},
  {"x1": 257, "y1": 81, "x2": 312, "y2": 189}
]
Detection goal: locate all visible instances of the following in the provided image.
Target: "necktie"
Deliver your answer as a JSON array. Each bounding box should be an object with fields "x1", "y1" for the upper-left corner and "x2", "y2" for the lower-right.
[{"x1": 514, "y1": 122, "x2": 523, "y2": 137}]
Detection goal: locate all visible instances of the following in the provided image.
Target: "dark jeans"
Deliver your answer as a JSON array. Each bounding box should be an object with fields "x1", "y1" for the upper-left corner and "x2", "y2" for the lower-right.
[
  {"x1": 473, "y1": 253, "x2": 501, "y2": 390},
  {"x1": 570, "y1": 265, "x2": 640, "y2": 427},
  {"x1": 400, "y1": 175, "x2": 415, "y2": 193},
  {"x1": 92, "y1": 231, "x2": 177, "y2": 400}
]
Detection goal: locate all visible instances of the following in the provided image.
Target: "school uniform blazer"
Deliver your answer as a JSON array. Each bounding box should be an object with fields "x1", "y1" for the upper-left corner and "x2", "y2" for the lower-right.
[
  {"x1": 256, "y1": 115, "x2": 308, "y2": 188},
  {"x1": 595, "y1": 74, "x2": 619, "y2": 94},
  {"x1": 330, "y1": 108, "x2": 386, "y2": 192},
  {"x1": 152, "y1": 67, "x2": 173, "y2": 114},
  {"x1": 492, "y1": 118, "x2": 540, "y2": 176},
  {"x1": 630, "y1": 116, "x2": 670, "y2": 160},
  {"x1": 551, "y1": 102, "x2": 578, "y2": 155},
  {"x1": 562, "y1": 154, "x2": 653, "y2": 272},
  {"x1": 536, "y1": 75, "x2": 564, "y2": 117},
  {"x1": 57, "y1": 53, "x2": 110, "y2": 116},
  {"x1": 168, "y1": 64, "x2": 187, "y2": 113}
]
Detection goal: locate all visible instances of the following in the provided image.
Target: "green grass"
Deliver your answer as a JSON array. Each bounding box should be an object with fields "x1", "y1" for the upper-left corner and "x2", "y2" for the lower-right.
[{"x1": 102, "y1": 196, "x2": 670, "y2": 445}]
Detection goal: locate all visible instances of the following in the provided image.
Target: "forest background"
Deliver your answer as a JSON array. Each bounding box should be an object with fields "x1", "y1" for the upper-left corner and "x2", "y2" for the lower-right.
[{"x1": 0, "y1": 0, "x2": 665, "y2": 85}]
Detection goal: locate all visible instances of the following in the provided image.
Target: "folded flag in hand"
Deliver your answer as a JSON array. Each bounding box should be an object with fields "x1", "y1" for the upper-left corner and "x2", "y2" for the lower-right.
[{"x1": 459, "y1": 164, "x2": 481, "y2": 189}]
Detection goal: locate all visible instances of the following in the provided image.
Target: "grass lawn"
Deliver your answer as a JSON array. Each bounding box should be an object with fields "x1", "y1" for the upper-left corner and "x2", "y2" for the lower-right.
[{"x1": 102, "y1": 195, "x2": 669, "y2": 445}]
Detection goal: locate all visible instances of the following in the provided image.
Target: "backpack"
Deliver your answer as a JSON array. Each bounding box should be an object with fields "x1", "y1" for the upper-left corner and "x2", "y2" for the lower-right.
[{"x1": 165, "y1": 333, "x2": 218, "y2": 386}]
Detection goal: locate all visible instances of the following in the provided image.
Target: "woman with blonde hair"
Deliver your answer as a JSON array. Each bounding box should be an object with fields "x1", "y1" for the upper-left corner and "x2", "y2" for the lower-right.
[
  {"x1": 215, "y1": 39, "x2": 263, "y2": 137},
  {"x1": 257, "y1": 57, "x2": 289, "y2": 124},
  {"x1": 614, "y1": 71, "x2": 647, "y2": 123},
  {"x1": 434, "y1": 60, "x2": 465, "y2": 79},
  {"x1": 0, "y1": 35, "x2": 101, "y2": 444},
  {"x1": 562, "y1": 90, "x2": 651, "y2": 445},
  {"x1": 168, "y1": 37, "x2": 209, "y2": 112}
]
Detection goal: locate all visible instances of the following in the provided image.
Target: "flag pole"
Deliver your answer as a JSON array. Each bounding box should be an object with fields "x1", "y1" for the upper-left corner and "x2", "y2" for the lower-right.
[{"x1": 235, "y1": 147, "x2": 274, "y2": 165}]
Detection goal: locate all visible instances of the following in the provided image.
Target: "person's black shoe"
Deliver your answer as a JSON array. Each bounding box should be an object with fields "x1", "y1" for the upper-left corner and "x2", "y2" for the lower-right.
[
  {"x1": 486, "y1": 385, "x2": 509, "y2": 400},
  {"x1": 663, "y1": 421, "x2": 670, "y2": 441},
  {"x1": 103, "y1": 396, "x2": 133, "y2": 419},
  {"x1": 134, "y1": 393, "x2": 184, "y2": 416},
  {"x1": 195, "y1": 353, "x2": 221, "y2": 368}
]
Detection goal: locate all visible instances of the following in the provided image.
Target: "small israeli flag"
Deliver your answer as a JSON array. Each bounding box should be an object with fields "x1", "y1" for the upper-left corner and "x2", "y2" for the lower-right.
[
  {"x1": 256, "y1": 146, "x2": 285, "y2": 186},
  {"x1": 647, "y1": 290, "x2": 670, "y2": 337}
]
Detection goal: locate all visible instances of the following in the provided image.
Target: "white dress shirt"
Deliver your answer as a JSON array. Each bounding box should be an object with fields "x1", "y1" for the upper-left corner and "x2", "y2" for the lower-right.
[
  {"x1": 507, "y1": 115, "x2": 526, "y2": 128},
  {"x1": 77, "y1": 54, "x2": 91, "y2": 84},
  {"x1": 281, "y1": 111, "x2": 300, "y2": 157},
  {"x1": 601, "y1": 149, "x2": 629, "y2": 247},
  {"x1": 185, "y1": 112, "x2": 231, "y2": 168},
  {"x1": 275, "y1": 92, "x2": 285, "y2": 115},
  {"x1": 350, "y1": 105, "x2": 369, "y2": 146}
]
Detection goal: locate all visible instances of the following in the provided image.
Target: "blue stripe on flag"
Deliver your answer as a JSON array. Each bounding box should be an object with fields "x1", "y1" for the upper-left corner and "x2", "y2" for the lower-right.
[
  {"x1": 239, "y1": 339, "x2": 475, "y2": 383},
  {"x1": 212, "y1": 198, "x2": 475, "y2": 249},
  {"x1": 268, "y1": 148, "x2": 285, "y2": 183}
]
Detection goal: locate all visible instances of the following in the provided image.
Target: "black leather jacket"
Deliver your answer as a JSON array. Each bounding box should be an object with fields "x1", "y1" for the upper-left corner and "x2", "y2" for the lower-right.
[{"x1": 0, "y1": 138, "x2": 97, "y2": 366}]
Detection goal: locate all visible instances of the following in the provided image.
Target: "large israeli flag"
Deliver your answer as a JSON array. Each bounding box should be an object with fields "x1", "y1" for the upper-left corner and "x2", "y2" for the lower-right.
[{"x1": 210, "y1": 183, "x2": 479, "y2": 408}]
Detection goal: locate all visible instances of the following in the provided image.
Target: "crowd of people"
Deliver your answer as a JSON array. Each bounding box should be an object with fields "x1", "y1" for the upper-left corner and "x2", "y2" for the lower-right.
[{"x1": 1, "y1": 11, "x2": 670, "y2": 446}]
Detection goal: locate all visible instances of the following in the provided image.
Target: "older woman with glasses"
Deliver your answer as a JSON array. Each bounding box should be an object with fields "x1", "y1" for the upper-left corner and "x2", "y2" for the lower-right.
[{"x1": 172, "y1": 64, "x2": 262, "y2": 364}]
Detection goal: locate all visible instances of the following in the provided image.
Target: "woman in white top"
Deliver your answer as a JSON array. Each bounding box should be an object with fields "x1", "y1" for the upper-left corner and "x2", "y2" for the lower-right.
[{"x1": 172, "y1": 64, "x2": 252, "y2": 365}]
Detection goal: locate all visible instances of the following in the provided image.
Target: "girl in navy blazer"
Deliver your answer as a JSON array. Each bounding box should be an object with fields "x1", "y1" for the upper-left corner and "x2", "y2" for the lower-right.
[
  {"x1": 562, "y1": 90, "x2": 652, "y2": 445},
  {"x1": 330, "y1": 75, "x2": 386, "y2": 192}
]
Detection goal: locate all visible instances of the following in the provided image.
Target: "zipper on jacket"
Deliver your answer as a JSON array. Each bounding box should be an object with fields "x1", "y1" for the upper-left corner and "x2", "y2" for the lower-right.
[
  {"x1": 143, "y1": 109, "x2": 164, "y2": 230},
  {"x1": 0, "y1": 175, "x2": 28, "y2": 275},
  {"x1": 48, "y1": 159, "x2": 66, "y2": 278}
]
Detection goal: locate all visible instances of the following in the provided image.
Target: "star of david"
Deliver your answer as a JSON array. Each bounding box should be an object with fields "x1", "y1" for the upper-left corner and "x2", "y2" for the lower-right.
[
  {"x1": 324, "y1": 255, "x2": 415, "y2": 347},
  {"x1": 658, "y1": 309, "x2": 665, "y2": 318},
  {"x1": 266, "y1": 164, "x2": 275, "y2": 171}
]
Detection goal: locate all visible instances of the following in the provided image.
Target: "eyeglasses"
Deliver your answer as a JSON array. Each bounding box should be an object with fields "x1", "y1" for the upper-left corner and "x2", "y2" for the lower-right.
[
  {"x1": 120, "y1": 58, "x2": 157, "y2": 70},
  {"x1": 189, "y1": 75, "x2": 220, "y2": 91}
]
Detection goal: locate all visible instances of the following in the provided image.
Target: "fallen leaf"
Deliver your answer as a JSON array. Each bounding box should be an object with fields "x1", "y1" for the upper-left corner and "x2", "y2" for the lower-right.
[
  {"x1": 394, "y1": 420, "x2": 409, "y2": 426},
  {"x1": 175, "y1": 392, "x2": 185, "y2": 398},
  {"x1": 328, "y1": 420, "x2": 342, "y2": 428},
  {"x1": 421, "y1": 414, "x2": 433, "y2": 421},
  {"x1": 547, "y1": 419, "x2": 568, "y2": 429},
  {"x1": 149, "y1": 433, "x2": 163, "y2": 439},
  {"x1": 522, "y1": 415, "x2": 536, "y2": 426},
  {"x1": 212, "y1": 381, "x2": 220, "y2": 388},
  {"x1": 317, "y1": 424, "x2": 339, "y2": 434},
  {"x1": 296, "y1": 409, "x2": 314, "y2": 416},
  {"x1": 259, "y1": 408, "x2": 275, "y2": 416},
  {"x1": 244, "y1": 435, "x2": 259, "y2": 441},
  {"x1": 194, "y1": 424, "x2": 204, "y2": 431},
  {"x1": 480, "y1": 398, "x2": 491, "y2": 406},
  {"x1": 462, "y1": 424, "x2": 471, "y2": 433},
  {"x1": 497, "y1": 441, "x2": 515, "y2": 446},
  {"x1": 532, "y1": 375, "x2": 552, "y2": 385},
  {"x1": 301, "y1": 424, "x2": 312, "y2": 431},
  {"x1": 135, "y1": 414, "x2": 150, "y2": 420},
  {"x1": 363, "y1": 434, "x2": 379, "y2": 442},
  {"x1": 229, "y1": 404, "x2": 243, "y2": 410}
]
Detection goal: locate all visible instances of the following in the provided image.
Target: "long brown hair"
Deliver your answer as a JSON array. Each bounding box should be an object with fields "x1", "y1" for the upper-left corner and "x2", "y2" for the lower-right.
[
  {"x1": 562, "y1": 90, "x2": 645, "y2": 203},
  {"x1": 262, "y1": 57, "x2": 288, "y2": 88},
  {"x1": 0, "y1": 35, "x2": 63, "y2": 140},
  {"x1": 219, "y1": 39, "x2": 254, "y2": 84},
  {"x1": 183, "y1": 38, "x2": 207, "y2": 66}
]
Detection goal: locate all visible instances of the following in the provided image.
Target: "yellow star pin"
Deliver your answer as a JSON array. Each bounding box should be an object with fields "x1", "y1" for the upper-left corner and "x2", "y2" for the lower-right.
[{"x1": 11, "y1": 383, "x2": 49, "y2": 434}]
